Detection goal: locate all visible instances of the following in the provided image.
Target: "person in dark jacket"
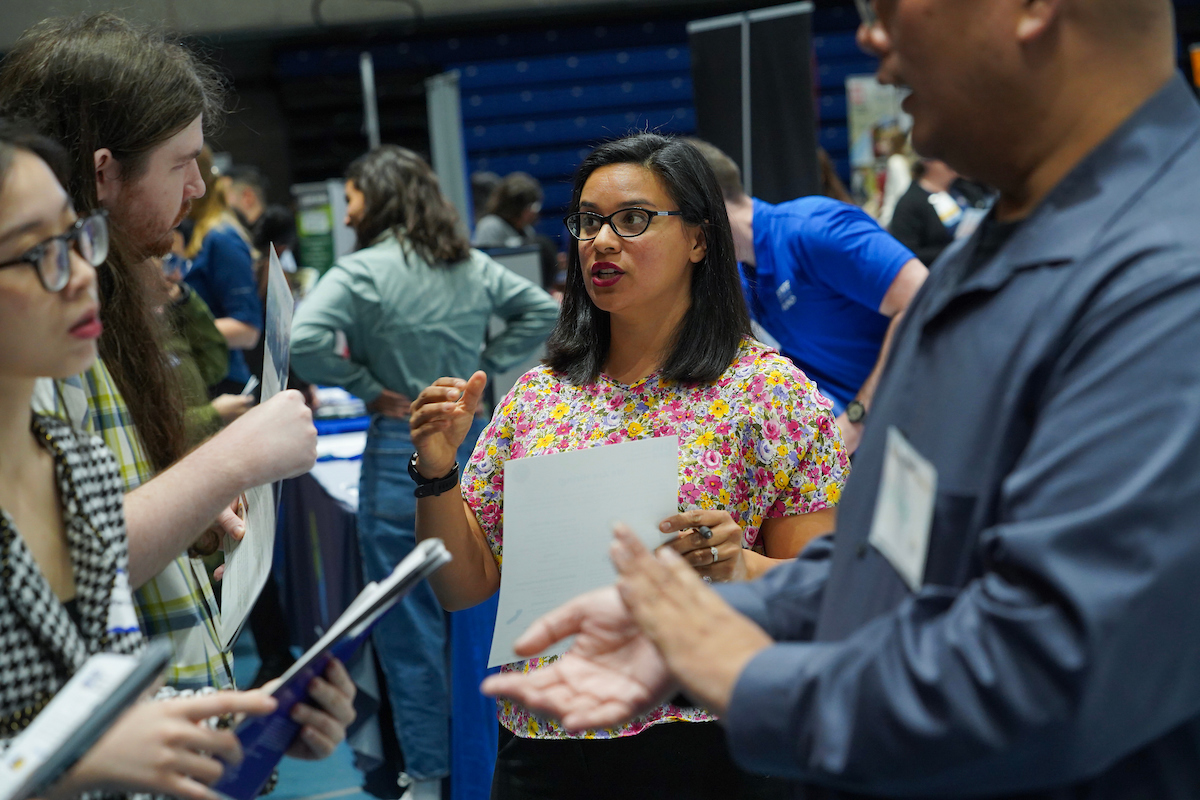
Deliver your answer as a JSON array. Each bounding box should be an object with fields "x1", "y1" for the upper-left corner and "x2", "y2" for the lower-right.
[{"x1": 888, "y1": 158, "x2": 991, "y2": 265}]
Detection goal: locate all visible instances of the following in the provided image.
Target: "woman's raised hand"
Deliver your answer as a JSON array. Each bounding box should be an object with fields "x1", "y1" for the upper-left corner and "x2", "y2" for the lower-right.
[
  {"x1": 410, "y1": 371, "x2": 488, "y2": 478},
  {"x1": 659, "y1": 509, "x2": 750, "y2": 583}
]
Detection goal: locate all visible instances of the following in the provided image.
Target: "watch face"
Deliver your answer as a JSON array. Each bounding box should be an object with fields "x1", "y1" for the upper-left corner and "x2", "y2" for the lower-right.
[{"x1": 847, "y1": 401, "x2": 866, "y2": 423}]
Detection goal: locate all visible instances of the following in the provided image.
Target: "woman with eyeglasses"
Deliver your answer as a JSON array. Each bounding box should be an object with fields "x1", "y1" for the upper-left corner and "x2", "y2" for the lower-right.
[
  {"x1": 0, "y1": 121, "x2": 294, "y2": 800},
  {"x1": 291, "y1": 145, "x2": 559, "y2": 798},
  {"x1": 408, "y1": 133, "x2": 849, "y2": 798}
]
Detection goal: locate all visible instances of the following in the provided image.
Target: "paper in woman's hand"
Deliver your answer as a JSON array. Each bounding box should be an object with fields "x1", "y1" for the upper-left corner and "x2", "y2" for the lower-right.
[{"x1": 488, "y1": 436, "x2": 680, "y2": 667}]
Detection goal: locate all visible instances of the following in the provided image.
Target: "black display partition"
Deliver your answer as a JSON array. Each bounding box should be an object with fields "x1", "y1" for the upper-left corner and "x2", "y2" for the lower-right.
[
  {"x1": 688, "y1": 17, "x2": 745, "y2": 185},
  {"x1": 689, "y1": 2, "x2": 819, "y2": 204}
]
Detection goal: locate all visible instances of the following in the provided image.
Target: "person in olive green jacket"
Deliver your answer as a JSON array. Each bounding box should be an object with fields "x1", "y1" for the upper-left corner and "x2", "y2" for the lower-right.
[
  {"x1": 160, "y1": 250, "x2": 254, "y2": 445},
  {"x1": 290, "y1": 145, "x2": 558, "y2": 798}
]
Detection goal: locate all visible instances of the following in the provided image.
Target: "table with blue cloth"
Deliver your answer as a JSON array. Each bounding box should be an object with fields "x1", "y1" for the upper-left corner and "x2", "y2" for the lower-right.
[{"x1": 275, "y1": 415, "x2": 499, "y2": 800}]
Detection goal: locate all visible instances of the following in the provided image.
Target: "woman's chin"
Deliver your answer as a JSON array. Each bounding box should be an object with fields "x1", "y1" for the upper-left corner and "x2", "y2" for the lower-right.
[{"x1": 56, "y1": 343, "x2": 99, "y2": 378}]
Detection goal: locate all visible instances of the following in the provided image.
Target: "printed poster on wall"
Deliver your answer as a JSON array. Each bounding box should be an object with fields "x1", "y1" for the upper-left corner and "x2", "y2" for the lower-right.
[{"x1": 846, "y1": 75, "x2": 912, "y2": 218}]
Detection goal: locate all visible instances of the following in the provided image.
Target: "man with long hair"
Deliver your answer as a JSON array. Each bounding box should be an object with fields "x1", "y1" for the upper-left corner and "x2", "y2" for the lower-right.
[{"x1": 0, "y1": 15, "x2": 351, "y2": 746}]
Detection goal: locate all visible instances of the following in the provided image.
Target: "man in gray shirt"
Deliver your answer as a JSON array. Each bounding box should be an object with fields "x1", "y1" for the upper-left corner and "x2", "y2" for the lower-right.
[{"x1": 483, "y1": 0, "x2": 1200, "y2": 796}]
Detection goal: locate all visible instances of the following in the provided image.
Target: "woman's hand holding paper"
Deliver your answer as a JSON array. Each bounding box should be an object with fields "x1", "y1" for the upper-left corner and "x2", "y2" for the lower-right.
[
  {"x1": 482, "y1": 523, "x2": 774, "y2": 728},
  {"x1": 268, "y1": 658, "x2": 358, "y2": 761},
  {"x1": 659, "y1": 509, "x2": 750, "y2": 583},
  {"x1": 53, "y1": 691, "x2": 277, "y2": 800}
]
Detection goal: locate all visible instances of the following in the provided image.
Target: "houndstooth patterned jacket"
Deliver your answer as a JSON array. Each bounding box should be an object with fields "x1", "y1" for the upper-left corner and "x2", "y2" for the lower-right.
[{"x1": 0, "y1": 415, "x2": 145, "y2": 744}]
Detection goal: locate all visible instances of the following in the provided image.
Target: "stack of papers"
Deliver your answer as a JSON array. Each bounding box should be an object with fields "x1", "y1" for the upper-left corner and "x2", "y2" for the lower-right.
[
  {"x1": 314, "y1": 386, "x2": 367, "y2": 420},
  {"x1": 315, "y1": 431, "x2": 368, "y2": 462},
  {"x1": 213, "y1": 539, "x2": 452, "y2": 800}
]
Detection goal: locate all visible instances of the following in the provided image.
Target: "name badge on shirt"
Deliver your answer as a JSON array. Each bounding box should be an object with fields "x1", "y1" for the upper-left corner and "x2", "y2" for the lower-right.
[
  {"x1": 928, "y1": 191, "x2": 964, "y2": 228},
  {"x1": 868, "y1": 427, "x2": 937, "y2": 592}
]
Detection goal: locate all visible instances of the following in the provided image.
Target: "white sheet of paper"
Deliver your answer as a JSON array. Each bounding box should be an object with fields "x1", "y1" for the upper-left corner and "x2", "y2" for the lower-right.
[
  {"x1": 261, "y1": 245, "x2": 294, "y2": 401},
  {"x1": 218, "y1": 246, "x2": 294, "y2": 649},
  {"x1": 868, "y1": 426, "x2": 938, "y2": 592},
  {"x1": 488, "y1": 436, "x2": 680, "y2": 667}
]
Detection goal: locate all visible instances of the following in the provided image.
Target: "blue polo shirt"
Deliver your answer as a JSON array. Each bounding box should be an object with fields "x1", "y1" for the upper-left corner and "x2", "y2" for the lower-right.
[
  {"x1": 743, "y1": 197, "x2": 914, "y2": 413},
  {"x1": 184, "y1": 224, "x2": 262, "y2": 386}
]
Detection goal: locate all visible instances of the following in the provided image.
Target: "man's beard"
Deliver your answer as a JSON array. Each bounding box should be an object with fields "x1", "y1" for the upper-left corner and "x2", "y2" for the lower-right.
[{"x1": 108, "y1": 199, "x2": 192, "y2": 261}]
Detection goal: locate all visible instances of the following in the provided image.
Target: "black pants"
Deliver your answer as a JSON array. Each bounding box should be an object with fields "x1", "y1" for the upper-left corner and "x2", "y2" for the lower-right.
[{"x1": 491, "y1": 721, "x2": 798, "y2": 800}]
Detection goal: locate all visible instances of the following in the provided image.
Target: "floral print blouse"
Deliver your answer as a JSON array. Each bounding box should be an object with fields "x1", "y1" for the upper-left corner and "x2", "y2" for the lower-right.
[{"x1": 462, "y1": 337, "x2": 849, "y2": 739}]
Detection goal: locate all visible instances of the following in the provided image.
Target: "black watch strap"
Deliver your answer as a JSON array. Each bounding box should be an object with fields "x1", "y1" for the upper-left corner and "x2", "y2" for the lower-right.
[{"x1": 408, "y1": 452, "x2": 460, "y2": 498}]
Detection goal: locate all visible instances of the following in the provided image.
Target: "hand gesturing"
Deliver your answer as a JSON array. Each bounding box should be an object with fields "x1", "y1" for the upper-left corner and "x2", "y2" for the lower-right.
[{"x1": 481, "y1": 584, "x2": 676, "y2": 732}]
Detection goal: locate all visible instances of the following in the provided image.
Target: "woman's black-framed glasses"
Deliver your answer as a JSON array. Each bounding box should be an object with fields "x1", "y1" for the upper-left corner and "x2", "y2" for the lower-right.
[
  {"x1": 0, "y1": 210, "x2": 109, "y2": 293},
  {"x1": 563, "y1": 207, "x2": 683, "y2": 241}
]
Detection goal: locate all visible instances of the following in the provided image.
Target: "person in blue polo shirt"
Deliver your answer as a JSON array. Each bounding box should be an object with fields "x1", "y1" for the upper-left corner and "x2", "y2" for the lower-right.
[{"x1": 689, "y1": 139, "x2": 926, "y2": 453}]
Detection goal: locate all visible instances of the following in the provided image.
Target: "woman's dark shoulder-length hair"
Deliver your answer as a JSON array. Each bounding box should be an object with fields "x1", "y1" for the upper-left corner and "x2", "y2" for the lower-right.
[
  {"x1": 485, "y1": 171, "x2": 543, "y2": 224},
  {"x1": 545, "y1": 132, "x2": 751, "y2": 386},
  {"x1": 346, "y1": 145, "x2": 470, "y2": 264}
]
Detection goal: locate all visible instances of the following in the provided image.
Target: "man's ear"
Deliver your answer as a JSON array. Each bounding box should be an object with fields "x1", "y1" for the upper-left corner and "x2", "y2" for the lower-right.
[
  {"x1": 690, "y1": 224, "x2": 708, "y2": 264},
  {"x1": 1017, "y1": 0, "x2": 1062, "y2": 42},
  {"x1": 94, "y1": 148, "x2": 121, "y2": 204}
]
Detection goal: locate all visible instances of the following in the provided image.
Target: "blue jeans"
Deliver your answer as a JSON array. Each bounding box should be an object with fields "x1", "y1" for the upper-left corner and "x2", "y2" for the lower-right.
[{"x1": 358, "y1": 415, "x2": 487, "y2": 781}]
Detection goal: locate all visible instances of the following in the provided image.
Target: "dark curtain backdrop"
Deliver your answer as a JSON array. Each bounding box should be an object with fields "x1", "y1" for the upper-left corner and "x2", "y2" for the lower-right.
[{"x1": 690, "y1": 6, "x2": 819, "y2": 203}]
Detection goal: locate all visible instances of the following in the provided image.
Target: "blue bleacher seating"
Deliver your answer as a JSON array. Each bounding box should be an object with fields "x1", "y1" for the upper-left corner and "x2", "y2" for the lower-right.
[
  {"x1": 451, "y1": 46, "x2": 689, "y2": 90},
  {"x1": 456, "y1": 43, "x2": 697, "y2": 245},
  {"x1": 462, "y1": 77, "x2": 693, "y2": 121}
]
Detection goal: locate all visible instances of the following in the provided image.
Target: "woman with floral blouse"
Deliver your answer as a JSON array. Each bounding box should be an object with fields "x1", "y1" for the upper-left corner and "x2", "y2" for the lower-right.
[{"x1": 409, "y1": 133, "x2": 848, "y2": 798}]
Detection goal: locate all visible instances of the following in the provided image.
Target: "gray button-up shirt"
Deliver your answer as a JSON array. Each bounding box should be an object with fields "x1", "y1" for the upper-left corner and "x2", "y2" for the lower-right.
[
  {"x1": 292, "y1": 232, "x2": 559, "y2": 402},
  {"x1": 721, "y1": 75, "x2": 1200, "y2": 798}
]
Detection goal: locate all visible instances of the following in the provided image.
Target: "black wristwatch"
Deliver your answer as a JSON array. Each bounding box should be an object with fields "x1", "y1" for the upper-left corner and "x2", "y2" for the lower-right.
[
  {"x1": 408, "y1": 453, "x2": 460, "y2": 498},
  {"x1": 845, "y1": 400, "x2": 867, "y2": 424}
]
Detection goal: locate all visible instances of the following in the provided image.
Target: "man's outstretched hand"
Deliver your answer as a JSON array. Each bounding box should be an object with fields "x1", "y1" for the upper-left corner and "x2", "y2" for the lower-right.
[
  {"x1": 480, "y1": 584, "x2": 676, "y2": 732},
  {"x1": 482, "y1": 523, "x2": 775, "y2": 729},
  {"x1": 610, "y1": 524, "x2": 773, "y2": 716}
]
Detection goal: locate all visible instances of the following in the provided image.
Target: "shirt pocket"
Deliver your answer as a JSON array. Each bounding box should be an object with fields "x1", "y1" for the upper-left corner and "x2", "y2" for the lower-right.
[{"x1": 923, "y1": 491, "x2": 983, "y2": 589}]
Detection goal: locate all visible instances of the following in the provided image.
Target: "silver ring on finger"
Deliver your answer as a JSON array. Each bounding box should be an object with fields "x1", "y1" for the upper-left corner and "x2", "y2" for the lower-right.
[
  {"x1": 702, "y1": 575, "x2": 713, "y2": 584},
  {"x1": 710, "y1": 545, "x2": 719, "y2": 564}
]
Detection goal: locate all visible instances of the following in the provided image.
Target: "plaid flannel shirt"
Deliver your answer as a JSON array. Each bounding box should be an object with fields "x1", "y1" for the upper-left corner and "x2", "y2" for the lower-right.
[{"x1": 33, "y1": 362, "x2": 234, "y2": 689}]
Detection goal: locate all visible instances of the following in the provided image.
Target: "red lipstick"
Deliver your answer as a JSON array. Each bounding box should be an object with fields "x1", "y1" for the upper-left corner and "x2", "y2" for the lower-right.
[{"x1": 590, "y1": 262, "x2": 625, "y2": 288}]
